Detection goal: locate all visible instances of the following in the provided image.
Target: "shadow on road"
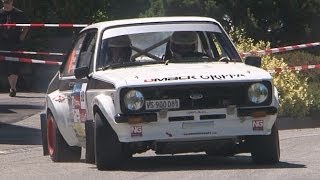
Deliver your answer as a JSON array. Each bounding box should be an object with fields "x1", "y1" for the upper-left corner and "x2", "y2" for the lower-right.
[
  {"x1": 278, "y1": 117, "x2": 320, "y2": 130},
  {"x1": 0, "y1": 105, "x2": 44, "y2": 114},
  {"x1": 0, "y1": 123, "x2": 41, "y2": 145},
  {"x1": 14, "y1": 95, "x2": 45, "y2": 99},
  {"x1": 114, "y1": 154, "x2": 305, "y2": 172}
]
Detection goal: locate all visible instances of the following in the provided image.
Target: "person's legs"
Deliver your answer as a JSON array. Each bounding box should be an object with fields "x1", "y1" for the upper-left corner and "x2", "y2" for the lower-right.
[
  {"x1": 5, "y1": 43, "x2": 21, "y2": 97},
  {"x1": 8, "y1": 74, "x2": 18, "y2": 97},
  {"x1": 7, "y1": 61, "x2": 19, "y2": 97}
]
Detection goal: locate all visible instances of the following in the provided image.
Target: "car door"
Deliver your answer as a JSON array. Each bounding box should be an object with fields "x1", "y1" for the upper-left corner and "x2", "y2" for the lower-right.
[{"x1": 59, "y1": 30, "x2": 97, "y2": 145}]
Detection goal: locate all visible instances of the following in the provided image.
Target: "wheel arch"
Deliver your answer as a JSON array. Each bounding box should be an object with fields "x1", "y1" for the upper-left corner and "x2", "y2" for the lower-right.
[
  {"x1": 46, "y1": 105, "x2": 81, "y2": 147},
  {"x1": 92, "y1": 94, "x2": 116, "y2": 126}
]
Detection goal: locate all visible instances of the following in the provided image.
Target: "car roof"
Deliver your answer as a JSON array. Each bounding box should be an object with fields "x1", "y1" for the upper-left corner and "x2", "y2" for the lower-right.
[{"x1": 81, "y1": 16, "x2": 221, "y2": 32}]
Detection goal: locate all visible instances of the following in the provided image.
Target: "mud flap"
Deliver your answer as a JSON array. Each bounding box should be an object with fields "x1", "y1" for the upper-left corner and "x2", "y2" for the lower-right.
[
  {"x1": 40, "y1": 112, "x2": 49, "y2": 156},
  {"x1": 85, "y1": 120, "x2": 95, "y2": 163}
]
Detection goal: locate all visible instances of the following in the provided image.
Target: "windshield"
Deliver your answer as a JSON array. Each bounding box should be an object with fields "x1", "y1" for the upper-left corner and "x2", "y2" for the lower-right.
[{"x1": 97, "y1": 22, "x2": 241, "y2": 70}]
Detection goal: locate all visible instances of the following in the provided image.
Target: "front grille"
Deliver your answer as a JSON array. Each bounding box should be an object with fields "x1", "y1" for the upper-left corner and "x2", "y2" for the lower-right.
[
  {"x1": 169, "y1": 116, "x2": 194, "y2": 122},
  {"x1": 120, "y1": 81, "x2": 272, "y2": 113},
  {"x1": 200, "y1": 114, "x2": 226, "y2": 120}
]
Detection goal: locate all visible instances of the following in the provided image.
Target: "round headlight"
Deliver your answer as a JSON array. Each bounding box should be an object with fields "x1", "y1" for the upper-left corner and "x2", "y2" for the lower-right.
[
  {"x1": 248, "y1": 83, "x2": 268, "y2": 104},
  {"x1": 124, "y1": 90, "x2": 144, "y2": 111}
]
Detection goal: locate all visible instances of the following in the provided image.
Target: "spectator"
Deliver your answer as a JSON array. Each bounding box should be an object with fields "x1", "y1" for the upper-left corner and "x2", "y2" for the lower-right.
[{"x1": 0, "y1": 0, "x2": 29, "y2": 97}]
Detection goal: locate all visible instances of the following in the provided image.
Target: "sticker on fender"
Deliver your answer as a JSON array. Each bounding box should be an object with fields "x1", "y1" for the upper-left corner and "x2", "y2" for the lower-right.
[
  {"x1": 252, "y1": 120, "x2": 264, "y2": 131},
  {"x1": 131, "y1": 126, "x2": 142, "y2": 137}
]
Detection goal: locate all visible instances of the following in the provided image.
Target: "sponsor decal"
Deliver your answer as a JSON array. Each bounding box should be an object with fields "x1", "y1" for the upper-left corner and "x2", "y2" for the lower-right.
[
  {"x1": 71, "y1": 95, "x2": 81, "y2": 109},
  {"x1": 73, "y1": 109, "x2": 87, "y2": 123},
  {"x1": 71, "y1": 83, "x2": 87, "y2": 123},
  {"x1": 80, "y1": 83, "x2": 87, "y2": 109},
  {"x1": 144, "y1": 74, "x2": 245, "y2": 82},
  {"x1": 53, "y1": 94, "x2": 66, "y2": 103},
  {"x1": 73, "y1": 122, "x2": 86, "y2": 137},
  {"x1": 252, "y1": 120, "x2": 264, "y2": 131},
  {"x1": 131, "y1": 126, "x2": 143, "y2": 137}
]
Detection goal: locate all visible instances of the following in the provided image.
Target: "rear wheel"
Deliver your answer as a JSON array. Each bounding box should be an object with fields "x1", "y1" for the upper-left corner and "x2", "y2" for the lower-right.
[
  {"x1": 47, "y1": 113, "x2": 81, "y2": 162},
  {"x1": 248, "y1": 124, "x2": 280, "y2": 164},
  {"x1": 94, "y1": 112, "x2": 127, "y2": 170}
]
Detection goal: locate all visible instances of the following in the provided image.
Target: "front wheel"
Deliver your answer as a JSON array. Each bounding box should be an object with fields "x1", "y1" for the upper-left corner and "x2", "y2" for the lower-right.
[
  {"x1": 94, "y1": 112, "x2": 128, "y2": 170},
  {"x1": 248, "y1": 124, "x2": 280, "y2": 164}
]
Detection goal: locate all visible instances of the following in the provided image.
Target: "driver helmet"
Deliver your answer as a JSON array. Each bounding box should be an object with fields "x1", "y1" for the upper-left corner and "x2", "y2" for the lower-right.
[
  {"x1": 170, "y1": 31, "x2": 198, "y2": 58},
  {"x1": 107, "y1": 35, "x2": 132, "y2": 63}
]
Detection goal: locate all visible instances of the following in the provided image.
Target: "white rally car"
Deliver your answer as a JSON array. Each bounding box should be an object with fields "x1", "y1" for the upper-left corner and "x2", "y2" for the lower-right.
[{"x1": 40, "y1": 17, "x2": 280, "y2": 170}]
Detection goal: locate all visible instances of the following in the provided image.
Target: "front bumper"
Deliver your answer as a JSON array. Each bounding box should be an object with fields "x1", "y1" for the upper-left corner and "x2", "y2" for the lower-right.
[{"x1": 110, "y1": 108, "x2": 277, "y2": 143}]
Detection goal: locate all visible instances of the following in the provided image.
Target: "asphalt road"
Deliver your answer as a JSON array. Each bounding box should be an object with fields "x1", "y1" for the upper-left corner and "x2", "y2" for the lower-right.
[
  {"x1": 1, "y1": 93, "x2": 320, "y2": 180},
  {"x1": 0, "y1": 92, "x2": 45, "y2": 124}
]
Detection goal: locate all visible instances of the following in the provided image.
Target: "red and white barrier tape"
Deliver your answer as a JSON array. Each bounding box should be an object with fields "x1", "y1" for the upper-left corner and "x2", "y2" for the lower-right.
[
  {"x1": 0, "y1": 50, "x2": 65, "y2": 56},
  {"x1": 240, "y1": 42, "x2": 320, "y2": 57},
  {"x1": 0, "y1": 23, "x2": 88, "y2": 28},
  {"x1": 1, "y1": 55, "x2": 319, "y2": 74},
  {"x1": 0, "y1": 56, "x2": 61, "y2": 65},
  {"x1": 3, "y1": 42, "x2": 320, "y2": 58},
  {"x1": 267, "y1": 64, "x2": 320, "y2": 73}
]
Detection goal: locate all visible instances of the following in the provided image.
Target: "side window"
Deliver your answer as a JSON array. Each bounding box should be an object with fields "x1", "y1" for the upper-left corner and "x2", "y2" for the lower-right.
[
  {"x1": 61, "y1": 34, "x2": 86, "y2": 77},
  {"x1": 77, "y1": 32, "x2": 97, "y2": 71}
]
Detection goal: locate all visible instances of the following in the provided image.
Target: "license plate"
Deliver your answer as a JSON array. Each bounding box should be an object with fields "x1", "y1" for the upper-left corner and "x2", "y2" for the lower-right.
[{"x1": 145, "y1": 99, "x2": 180, "y2": 110}]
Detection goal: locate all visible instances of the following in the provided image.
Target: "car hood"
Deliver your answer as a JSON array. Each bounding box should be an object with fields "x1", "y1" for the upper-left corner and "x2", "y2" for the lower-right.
[{"x1": 92, "y1": 62, "x2": 272, "y2": 87}]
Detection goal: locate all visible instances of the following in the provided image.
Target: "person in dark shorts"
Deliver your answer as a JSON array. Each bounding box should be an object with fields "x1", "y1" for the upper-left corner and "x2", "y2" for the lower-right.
[{"x1": 0, "y1": 0, "x2": 28, "y2": 97}]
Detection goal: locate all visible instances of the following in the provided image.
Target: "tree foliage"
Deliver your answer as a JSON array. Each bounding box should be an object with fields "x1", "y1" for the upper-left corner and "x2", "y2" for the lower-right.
[{"x1": 11, "y1": 0, "x2": 320, "y2": 45}]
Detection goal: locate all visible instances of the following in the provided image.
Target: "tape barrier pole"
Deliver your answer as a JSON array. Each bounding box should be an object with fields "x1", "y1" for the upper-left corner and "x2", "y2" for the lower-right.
[
  {"x1": 0, "y1": 56, "x2": 62, "y2": 65},
  {"x1": 0, "y1": 23, "x2": 88, "y2": 28},
  {"x1": 0, "y1": 50, "x2": 65, "y2": 56},
  {"x1": 267, "y1": 64, "x2": 320, "y2": 74},
  {"x1": 240, "y1": 42, "x2": 320, "y2": 57}
]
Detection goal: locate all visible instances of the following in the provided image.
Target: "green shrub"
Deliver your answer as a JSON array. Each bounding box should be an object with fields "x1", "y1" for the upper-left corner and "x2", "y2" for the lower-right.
[
  {"x1": 229, "y1": 29, "x2": 313, "y2": 118},
  {"x1": 276, "y1": 51, "x2": 320, "y2": 112},
  {"x1": 275, "y1": 51, "x2": 320, "y2": 83}
]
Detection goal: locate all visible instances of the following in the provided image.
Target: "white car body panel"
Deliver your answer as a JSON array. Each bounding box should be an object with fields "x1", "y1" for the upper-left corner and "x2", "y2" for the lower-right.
[{"x1": 46, "y1": 90, "x2": 81, "y2": 146}]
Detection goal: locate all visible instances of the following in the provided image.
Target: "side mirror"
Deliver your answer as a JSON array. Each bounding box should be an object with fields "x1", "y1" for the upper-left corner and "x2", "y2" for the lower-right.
[
  {"x1": 74, "y1": 66, "x2": 89, "y2": 79},
  {"x1": 244, "y1": 56, "x2": 262, "y2": 68}
]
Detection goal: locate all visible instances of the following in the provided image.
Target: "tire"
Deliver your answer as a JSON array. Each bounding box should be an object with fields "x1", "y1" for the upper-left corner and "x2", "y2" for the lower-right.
[
  {"x1": 94, "y1": 112, "x2": 127, "y2": 170},
  {"x1": 47, "y1": 113, "x2": 81, "y2": 162},
  {"x1": 85, "y1": 120, "x2": 95, "y2": 164},
  {"x1": 248, "y1": 124, "x2": 280, "y2": 164}
]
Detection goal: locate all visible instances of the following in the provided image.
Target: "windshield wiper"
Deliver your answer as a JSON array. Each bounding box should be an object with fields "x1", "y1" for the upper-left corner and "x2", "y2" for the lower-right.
[{"x1": 165, "y1": 57, "x2": 211, "y2": 63}]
